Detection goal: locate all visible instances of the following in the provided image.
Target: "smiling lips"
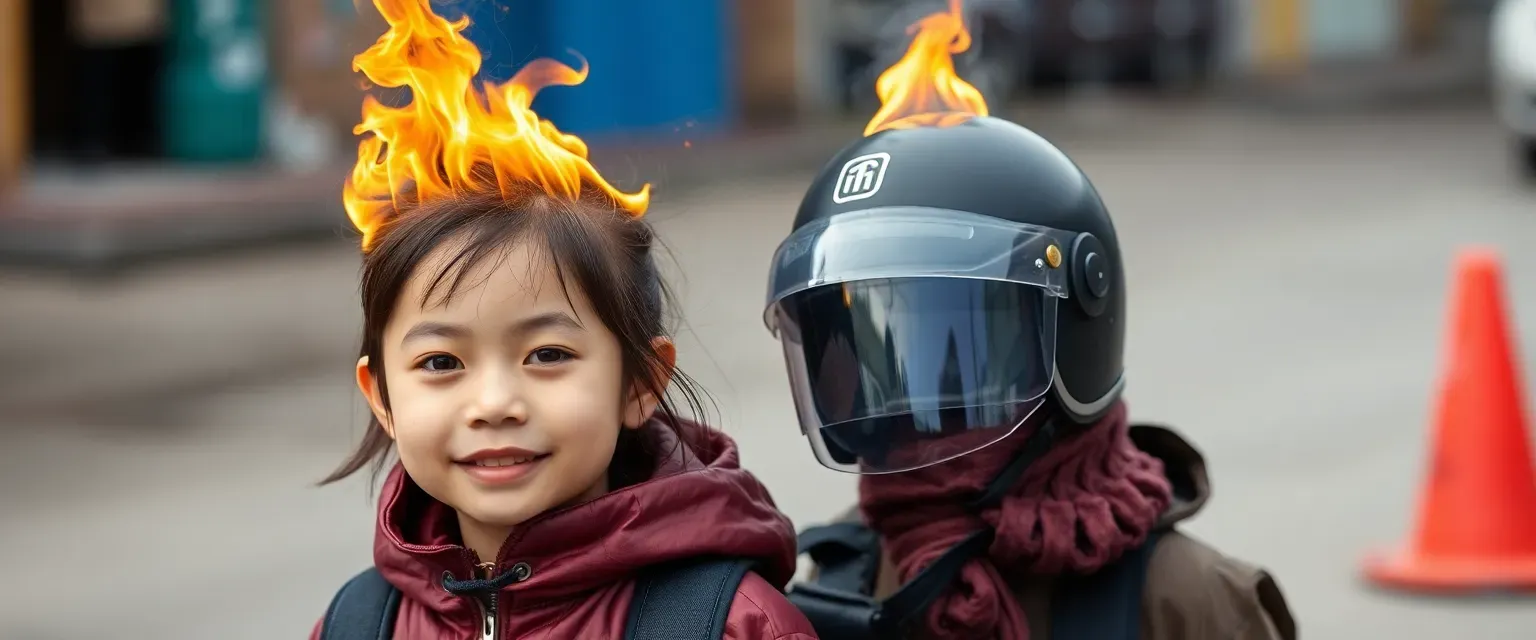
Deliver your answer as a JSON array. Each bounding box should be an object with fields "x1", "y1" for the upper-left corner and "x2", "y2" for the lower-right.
[
  {"x1": 471, "y1": 454, "x2": 541, "y2": 467},
  {"x1": 456, "y1": 447, "x2": 549, "y2": 485}
]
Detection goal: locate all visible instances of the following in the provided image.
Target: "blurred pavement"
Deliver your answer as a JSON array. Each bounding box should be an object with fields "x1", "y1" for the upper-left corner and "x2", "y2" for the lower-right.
[{"x1": 4, "y1": 100, "x2": 1536, "y2": 638}]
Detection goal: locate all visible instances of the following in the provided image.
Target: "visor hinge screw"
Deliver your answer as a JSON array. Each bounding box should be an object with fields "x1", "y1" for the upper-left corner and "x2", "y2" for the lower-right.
[{"x1": 1045, "y1": 244, "x2": 1063, "y2": 269}]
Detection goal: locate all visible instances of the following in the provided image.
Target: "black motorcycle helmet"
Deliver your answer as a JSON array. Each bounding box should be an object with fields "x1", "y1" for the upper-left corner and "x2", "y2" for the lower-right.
[{"x1": 764, "y1": 115, "x2": 1125, "y2": 474}]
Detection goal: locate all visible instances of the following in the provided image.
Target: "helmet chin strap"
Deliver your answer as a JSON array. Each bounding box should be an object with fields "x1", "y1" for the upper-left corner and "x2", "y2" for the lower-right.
[{"x1": 793, "y1": 417, "x2": 1063, "y2": 639}]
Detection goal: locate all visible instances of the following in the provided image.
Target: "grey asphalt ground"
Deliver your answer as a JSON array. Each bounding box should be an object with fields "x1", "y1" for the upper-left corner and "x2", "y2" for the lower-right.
[{"x1": 3, "y1": 101, "x2": 1536, "y2": 639}]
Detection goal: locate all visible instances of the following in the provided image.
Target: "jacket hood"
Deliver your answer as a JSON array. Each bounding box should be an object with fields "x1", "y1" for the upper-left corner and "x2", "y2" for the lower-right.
[
  {"x1": 1128, "y1": 422, "x2": 1212, "y2": 528},
  {"x1": 371, "y1": 418, "x2": 798, "y2": 614}
]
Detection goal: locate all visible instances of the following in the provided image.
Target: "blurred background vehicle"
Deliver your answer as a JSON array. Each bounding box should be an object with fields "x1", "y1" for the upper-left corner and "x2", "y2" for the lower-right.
[
  {"x1": 828, "y1": 0, "x2": 1223, "y2": 110},
  {"x1": 829, "y1": 0, "x2": 1026, "y2": 109},
  {"x1": 1024, "y1": 0, "x2": 1221, "y2": 90},
  {"x1": 1491, "y1": 0, "x2": 1536, "y2": 177}
]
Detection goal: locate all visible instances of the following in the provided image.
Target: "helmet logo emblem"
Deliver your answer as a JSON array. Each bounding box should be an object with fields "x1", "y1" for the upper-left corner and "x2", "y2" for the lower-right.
[{"x1": 832, "y1": 152, "x2": 891, "y2": 204}]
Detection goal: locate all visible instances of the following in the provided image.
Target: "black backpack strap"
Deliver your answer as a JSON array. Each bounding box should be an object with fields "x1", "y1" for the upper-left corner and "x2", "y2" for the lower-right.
[
  {"x1": 789, "y1": 520, "x2": 995, "y2": 640},
  {"x1": 1050, "y1": 530, "x2": 1166, "y2": 640},
  {"x1": 797, "y1": 522, "x2": 883, "y2": 594},
  {"x1": 624, "y1": 557, "x2": 756, "y2": 640},
  {"x1": 785, "y1": 522, "x2": 884, "y2": 639},
  {"x1": 321, "y1": 567, "x2": 401, "y2": 640}
]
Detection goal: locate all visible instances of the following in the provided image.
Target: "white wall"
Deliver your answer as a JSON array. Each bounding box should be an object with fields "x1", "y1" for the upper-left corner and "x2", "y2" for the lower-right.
[
  {"x1": 793, "y1": 0, "x2": 841, "y2": 116},
  {"x1": 1306, "y1": 0, "x2": 1400, "y2": 59},
  {"x1": 1219, "y1": 0, "x2": 1404, "y2": 74}
]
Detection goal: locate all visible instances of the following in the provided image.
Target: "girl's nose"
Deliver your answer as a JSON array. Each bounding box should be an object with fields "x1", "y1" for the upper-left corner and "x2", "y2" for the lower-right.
[{"x1": 465, "y1": 367, "x2": 528, "y2": 427}]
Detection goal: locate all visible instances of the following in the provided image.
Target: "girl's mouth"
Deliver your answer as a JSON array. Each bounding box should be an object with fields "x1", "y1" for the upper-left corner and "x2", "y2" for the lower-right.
[
  {"x1": 458, "y1": 454, "x2": 550, "y2": 485},
  {"x1": 469, "y1": 455, "x2": 546, "y2": 467}
]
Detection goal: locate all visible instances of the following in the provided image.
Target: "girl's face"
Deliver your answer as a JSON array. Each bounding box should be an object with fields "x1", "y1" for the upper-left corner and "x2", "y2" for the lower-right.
[{"x1": 358, "y1": 239, "x2": 668, "y2": 540}]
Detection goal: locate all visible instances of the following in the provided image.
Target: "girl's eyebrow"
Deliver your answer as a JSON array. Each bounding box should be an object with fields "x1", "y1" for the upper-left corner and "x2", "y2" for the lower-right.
[
  {"x1": 400, "y1": 312, "x2": 584, "y2": 347},
  {"x1": 508, "y1": 310, "x2": 585, "y2": 336},
  {"x1": 401, "y1": 321, "x2": 468, "y2": 345}
]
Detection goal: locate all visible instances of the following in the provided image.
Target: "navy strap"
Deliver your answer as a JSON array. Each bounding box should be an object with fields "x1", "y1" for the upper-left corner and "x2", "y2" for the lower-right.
[
  {"x1": 624, "y1": 557, "x2": 756, "y2": 640},
  {"x1": 1049, "y1": 531, "x2": 1165, "y2": 640},
  {"x1": 796, "y1": 522, "x2": 882, "y2": 595},
  {"x1": 787, "y1": 522, "x2": 884, "y2": 639},
  {"x1": 321, "y1": 567, "x2": 401, "y2": 640},
  {"x1": 789, "y1": 521, "x2": 994, "y2": 639}
]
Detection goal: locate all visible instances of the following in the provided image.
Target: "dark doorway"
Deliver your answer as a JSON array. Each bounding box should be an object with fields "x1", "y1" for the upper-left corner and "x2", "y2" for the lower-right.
[{"x1": 28, "y1": 0, "x2": 167, "y2": 164}]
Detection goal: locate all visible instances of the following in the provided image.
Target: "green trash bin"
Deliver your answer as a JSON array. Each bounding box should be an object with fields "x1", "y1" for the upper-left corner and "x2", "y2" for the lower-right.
[{"x1": 160, "y1": 0, "x2": 269, "y2": 163}]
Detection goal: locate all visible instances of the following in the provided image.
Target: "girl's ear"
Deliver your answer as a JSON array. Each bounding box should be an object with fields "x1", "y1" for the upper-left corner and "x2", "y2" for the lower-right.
[
  {"x1": 356, "y1": 356, "x2": 396, "y2": 439},
  {"x1": 622, "y1": 337, "x2": 676, "y2": 429}
]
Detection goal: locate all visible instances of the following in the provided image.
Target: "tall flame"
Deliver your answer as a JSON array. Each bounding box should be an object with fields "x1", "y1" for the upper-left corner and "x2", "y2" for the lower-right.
[
  {"x1": 864, "y1": 0, "x2": 990, "y2": 137},
  {"x1": 343, "y1": 0, "x2": 649, "y2": 250}
]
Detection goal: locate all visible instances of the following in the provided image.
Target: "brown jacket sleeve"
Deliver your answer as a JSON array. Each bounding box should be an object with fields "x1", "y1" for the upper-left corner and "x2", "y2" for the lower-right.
[{"x1": 1142, "y1": 532, "x2": 1298, "y2": 640}]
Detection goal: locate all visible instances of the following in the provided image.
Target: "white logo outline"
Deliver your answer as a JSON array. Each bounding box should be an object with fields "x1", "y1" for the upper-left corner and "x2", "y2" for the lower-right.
[{"x1": 831, "y1": 152, "x2": 892, "y2": 204}]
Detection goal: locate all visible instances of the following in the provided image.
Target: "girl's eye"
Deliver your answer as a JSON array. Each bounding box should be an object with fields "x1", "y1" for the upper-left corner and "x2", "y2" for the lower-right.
[
  {"x1": 420, "y1": 355, "x2": 463, "y2": 372},
  {"x1": 527, "y1": 348, "x2": 571, "y2": 365}
]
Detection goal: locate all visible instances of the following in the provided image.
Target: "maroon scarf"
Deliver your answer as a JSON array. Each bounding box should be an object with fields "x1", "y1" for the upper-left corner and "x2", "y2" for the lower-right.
[{"x1": 858, "y1": 402, "x2": 1172, "y2": 639}]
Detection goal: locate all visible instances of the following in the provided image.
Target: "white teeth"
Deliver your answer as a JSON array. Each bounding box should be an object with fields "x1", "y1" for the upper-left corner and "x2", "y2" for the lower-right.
[{"x1": 473, "y1": 456, "x2": 537, "y2": 467}]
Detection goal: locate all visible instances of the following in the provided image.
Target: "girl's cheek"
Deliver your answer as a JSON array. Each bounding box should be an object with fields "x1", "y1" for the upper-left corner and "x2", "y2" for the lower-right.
[{"x1": 389, "y1": 405, "x2": 449, "y2": 456}]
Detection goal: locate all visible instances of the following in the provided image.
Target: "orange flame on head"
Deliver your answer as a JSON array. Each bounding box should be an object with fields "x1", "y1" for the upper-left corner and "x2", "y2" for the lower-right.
[
  {"x1": 864, "y1": 0, "x2": 990, "y2": 137},
  {"x1": 343, "y1": 0, "x2": 649, "y2": 250}
]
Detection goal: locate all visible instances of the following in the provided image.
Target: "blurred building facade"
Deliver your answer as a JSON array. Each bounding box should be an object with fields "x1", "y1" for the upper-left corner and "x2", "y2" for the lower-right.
[
  {"x1": 0, "y1": 0, "x2": 811, "y2": 267},
  {"x1": 0, "y1": 0, "x2": 805, "y2": 184},
  {"x1": 0, "y1": 0, "x2": 1490, "y2": 184},
  {"x1": 0, "y1": 0, "x2": 1490, "y2": 268},
  {"x1": 1229, "y1": 0, "x2": 1492, "y2": 70}
]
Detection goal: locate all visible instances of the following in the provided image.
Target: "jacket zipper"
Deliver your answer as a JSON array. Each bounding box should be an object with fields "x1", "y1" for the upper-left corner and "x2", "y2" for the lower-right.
[
  {"x1": 479, "y1": 596, "x2": 497, "y2": 640},
  {"x1": 478, "y1": 562, "x2": 498, "y2": 640}
]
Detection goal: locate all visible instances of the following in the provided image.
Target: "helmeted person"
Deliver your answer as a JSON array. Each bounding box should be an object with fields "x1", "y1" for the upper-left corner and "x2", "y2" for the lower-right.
[{"x1": 761, "y1": 8, "x2": 1297, "y2": 638}]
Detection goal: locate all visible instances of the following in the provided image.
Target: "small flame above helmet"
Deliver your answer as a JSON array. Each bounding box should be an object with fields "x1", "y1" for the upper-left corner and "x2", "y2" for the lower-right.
[{"x1": 864, "y1": 0, "x2": 990, "y2": 137}]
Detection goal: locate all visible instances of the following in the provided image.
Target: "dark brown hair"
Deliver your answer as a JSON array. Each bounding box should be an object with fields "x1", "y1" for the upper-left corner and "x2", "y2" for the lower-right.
[{"x1": 320, "y1": 183, "x2": 712, "y2": 488}]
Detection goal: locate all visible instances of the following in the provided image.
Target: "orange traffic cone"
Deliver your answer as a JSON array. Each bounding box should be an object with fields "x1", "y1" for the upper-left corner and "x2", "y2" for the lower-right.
[{"x1": 1362, "y1": 248, "x2": 1536, "y2": 592}]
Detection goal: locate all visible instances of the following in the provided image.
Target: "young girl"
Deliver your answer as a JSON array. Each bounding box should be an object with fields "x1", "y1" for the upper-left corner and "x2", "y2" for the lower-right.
[{"x1": 309, "y1": 2, "x2": 816, "y2": 638}]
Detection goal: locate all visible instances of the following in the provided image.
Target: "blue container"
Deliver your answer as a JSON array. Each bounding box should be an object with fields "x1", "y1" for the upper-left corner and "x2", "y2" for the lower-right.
[
  {"x1": 442, "y1": 0, "x2": 540, "y2": 86},
  {"x1": 621, "y1": 0, "x2": 736, "y2": 136},
  {"x1": 445, "y1": 0, "x2": 736, "y2": 140},
  {"x1": 443, "y1": 0, "x2": 621, "y2": 137},
  {"x1": 531, "y1": 0, "x2": 629, "y2": 138}
]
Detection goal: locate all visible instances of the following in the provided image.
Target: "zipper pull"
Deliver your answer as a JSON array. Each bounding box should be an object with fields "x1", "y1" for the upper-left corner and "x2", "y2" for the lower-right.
[
  {"x1": 473, "y1": 561, "x2": 531, "y2": 640},
  {"x1": 480, "y1": 600, "x2": 496, "y2": 640},
  {"x1": 472, "y1": 561, "x2": 497, "y2": 639}
]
